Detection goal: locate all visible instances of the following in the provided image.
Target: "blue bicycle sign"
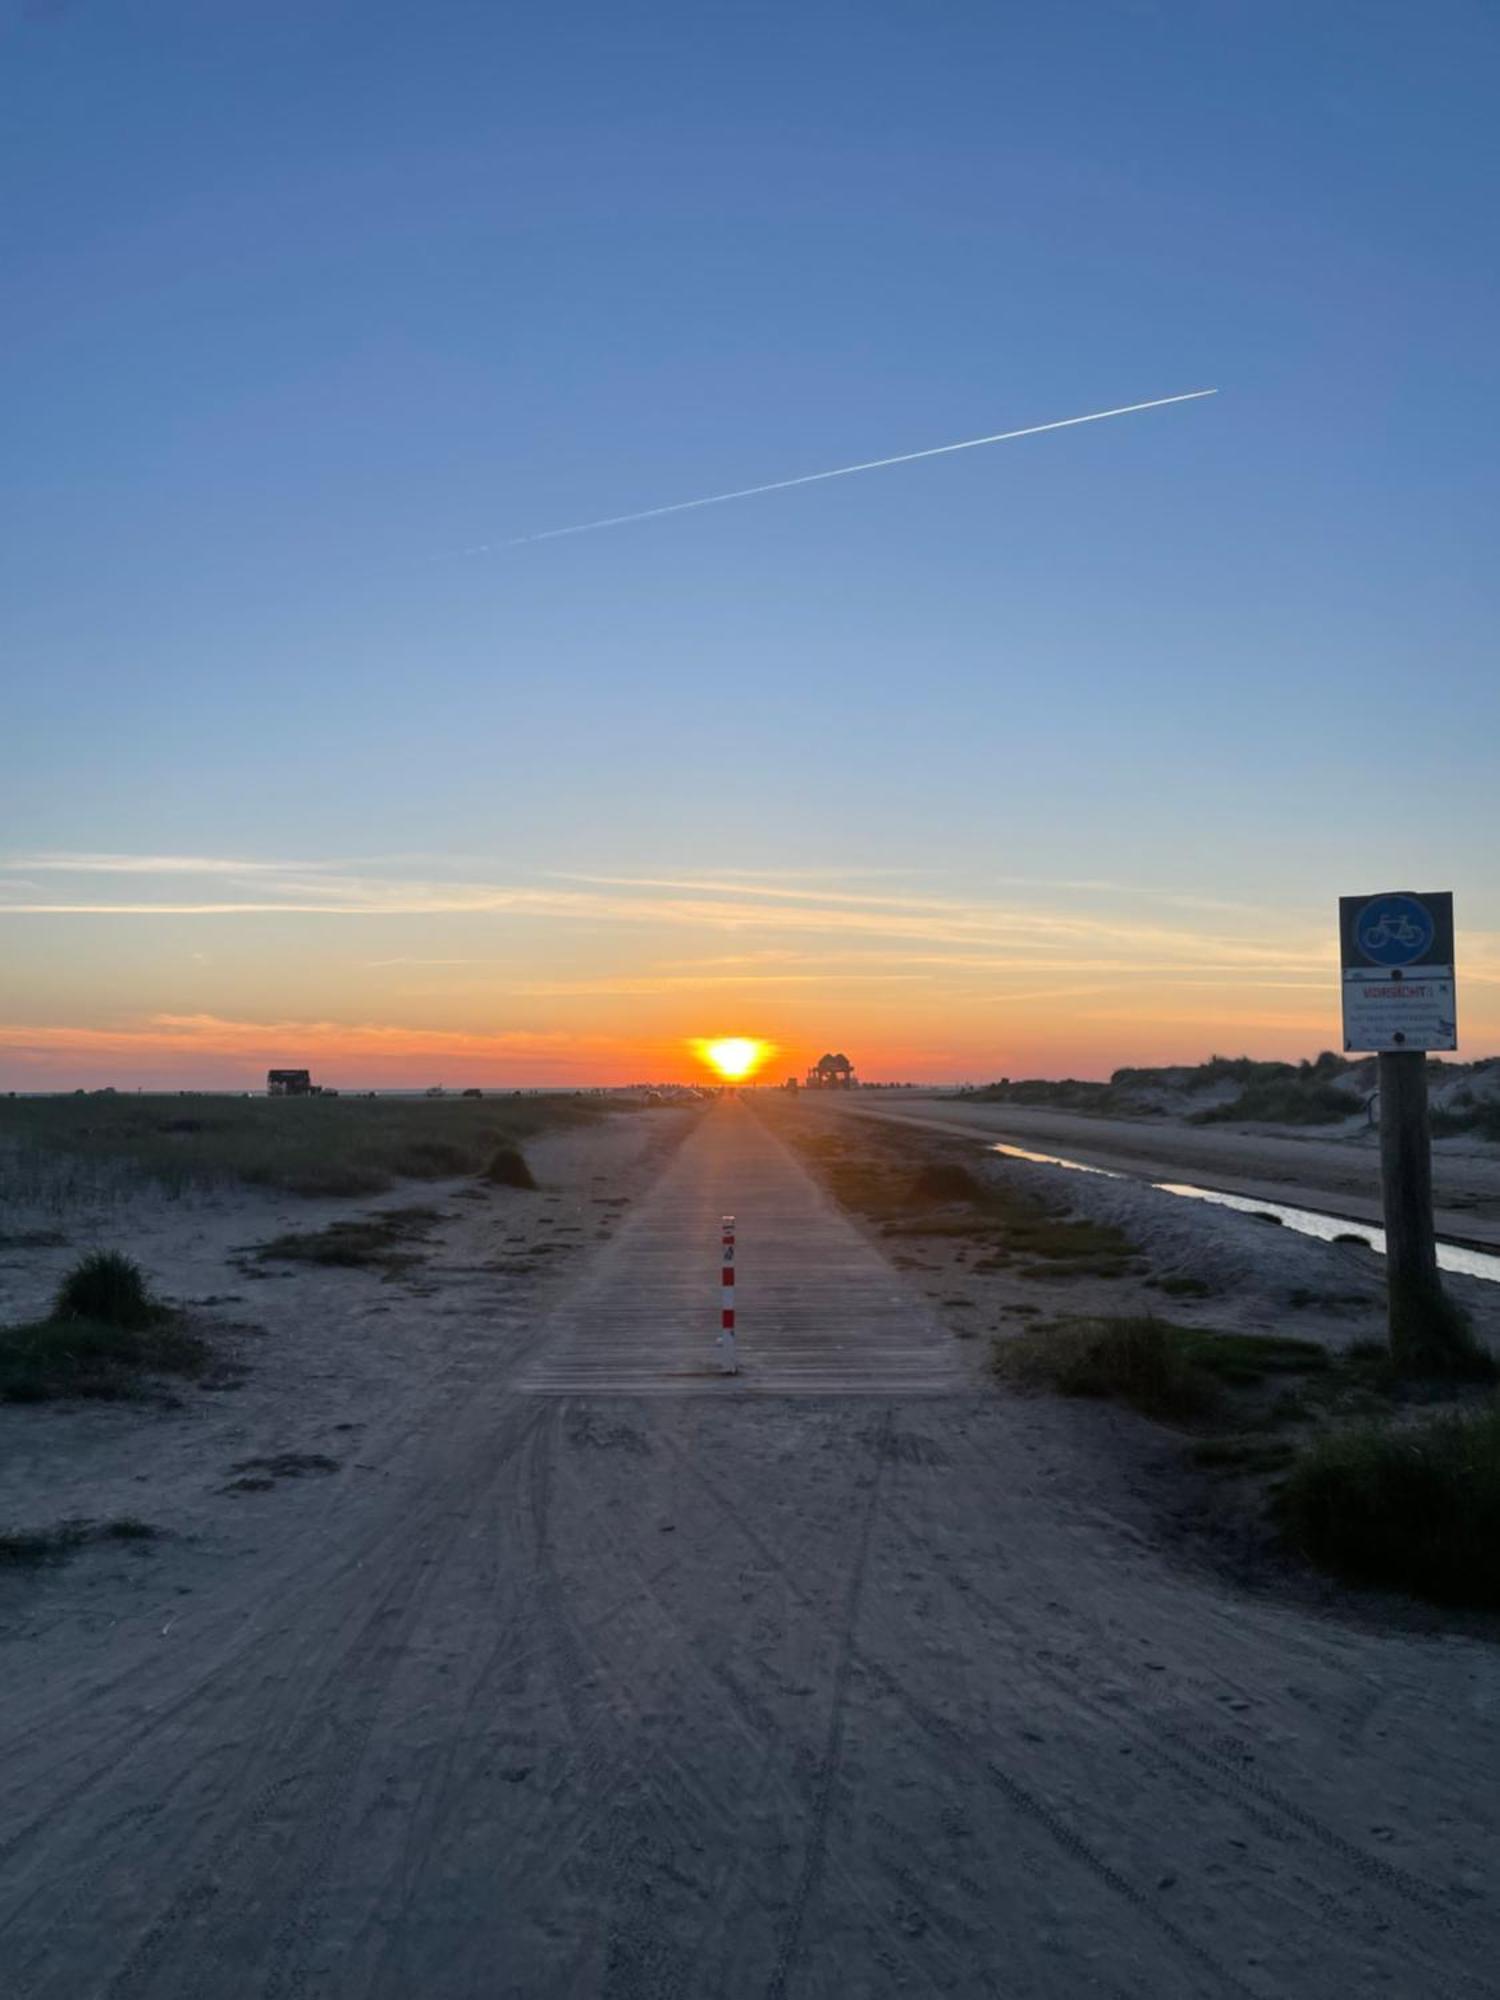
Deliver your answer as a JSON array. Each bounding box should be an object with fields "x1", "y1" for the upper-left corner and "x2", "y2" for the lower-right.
[
  {"x1": 1339, "y1": 890, "x2": 1456, "y2": 1052},
  {"x1": 1355, "y1": 894, "x2": 1435, "y2": 967}
]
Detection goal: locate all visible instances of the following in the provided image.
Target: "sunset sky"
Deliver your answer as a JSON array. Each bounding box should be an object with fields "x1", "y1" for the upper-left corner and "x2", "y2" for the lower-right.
[{"x1": 4, "y1": 2, "x2": 1497, "y2": 1089}]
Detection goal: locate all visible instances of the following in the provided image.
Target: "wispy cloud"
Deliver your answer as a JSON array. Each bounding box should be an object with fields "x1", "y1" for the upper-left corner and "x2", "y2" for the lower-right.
[
  {"x1": 511, "y1": 971, "x2": 930, "y2": 998},
  {"x1": 0, "y1": 1013, "x2": 614, "y2": 1063},
  {"x1": 11, "y1": 856, "x2": 1494, "y2": 1003},
  {"x1": 0, "y1": 852, "x2": 1338, "y2": 971},
  {"x1": 9, "y1": 853, "x2": 343, "y2": 876}
]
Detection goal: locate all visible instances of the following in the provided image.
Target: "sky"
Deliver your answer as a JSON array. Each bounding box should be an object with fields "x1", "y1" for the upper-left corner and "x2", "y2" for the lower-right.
[{"x1": 3, "y1": 0, "x2": 1497, "y2": 1089}]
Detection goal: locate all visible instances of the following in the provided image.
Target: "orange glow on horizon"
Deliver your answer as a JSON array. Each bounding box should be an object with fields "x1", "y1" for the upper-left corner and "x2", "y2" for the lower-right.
[{"x1": 692, "y1": 1036, "x2": 774, "y2": 1082}]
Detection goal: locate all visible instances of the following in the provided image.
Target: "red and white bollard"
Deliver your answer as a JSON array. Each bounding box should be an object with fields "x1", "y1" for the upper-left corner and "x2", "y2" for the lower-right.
[{"x1": 720, "y1": 1214, "x2": 738, "y2": 1375}]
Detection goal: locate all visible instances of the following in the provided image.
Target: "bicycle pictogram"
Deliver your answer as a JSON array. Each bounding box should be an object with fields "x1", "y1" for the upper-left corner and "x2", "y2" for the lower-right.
[
  {"x1": 1353, "y1": 894, "x2": 1435, "y2": 968},
  {"x1": 1360, "y1": 911, "x2": 1425, "y2": 955}
]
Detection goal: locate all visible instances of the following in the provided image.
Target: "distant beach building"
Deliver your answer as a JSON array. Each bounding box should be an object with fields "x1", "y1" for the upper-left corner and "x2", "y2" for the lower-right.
[
  {"x1": 266, "y1": 1068, "x2": 316, "y2": 1097},
  {"x1": 805, "y1": 1052, "x2": 858, "y2": 1089}
]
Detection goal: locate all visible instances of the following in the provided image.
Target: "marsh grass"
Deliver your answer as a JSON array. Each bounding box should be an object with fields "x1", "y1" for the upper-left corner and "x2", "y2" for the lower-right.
[{"x1": 0, "y1": 1093, "x2": 615, "y2": 1202}]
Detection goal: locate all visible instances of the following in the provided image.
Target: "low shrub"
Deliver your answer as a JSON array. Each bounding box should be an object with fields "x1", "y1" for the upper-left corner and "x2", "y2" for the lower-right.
[
  {"x1": 53, "y1": 1251, "x2": 163, "y2": 1329},
  {"x1": 1279, "y1": 1404, "x2": 1500, "y2": 1608}
]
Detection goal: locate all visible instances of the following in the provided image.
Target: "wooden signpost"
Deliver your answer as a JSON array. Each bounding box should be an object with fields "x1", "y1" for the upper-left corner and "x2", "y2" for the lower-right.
[{"x1": 1339, "y1": 891, "x2": 1467, "y2": 1369}]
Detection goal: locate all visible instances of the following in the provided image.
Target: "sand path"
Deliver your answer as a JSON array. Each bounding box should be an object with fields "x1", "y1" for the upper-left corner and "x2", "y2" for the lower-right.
[{"x1": 1, "y1": 1100, "x2": 1498, "y2": 1996}]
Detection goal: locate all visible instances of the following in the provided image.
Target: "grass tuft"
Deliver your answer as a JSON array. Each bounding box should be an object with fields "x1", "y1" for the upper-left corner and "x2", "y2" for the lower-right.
[
  {"x1": 482, "y1": 1145, "x2": 538, "y2": 1190},
  {"x1": 1279, "y1": 1404, "x2": 1500, "y2": 1608},
  {"x1": 54, "y1": 1250, "x2": 163, "y2": 1329}
]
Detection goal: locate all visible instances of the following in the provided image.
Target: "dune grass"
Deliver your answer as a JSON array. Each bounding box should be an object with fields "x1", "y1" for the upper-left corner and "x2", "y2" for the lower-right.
[
  {"x1": 1279, "y1": 1404, "x2": 1500, "y2": 1608},
  {"x1": 0, "y1": 1092, "x2": 618, "y2": 1201}
]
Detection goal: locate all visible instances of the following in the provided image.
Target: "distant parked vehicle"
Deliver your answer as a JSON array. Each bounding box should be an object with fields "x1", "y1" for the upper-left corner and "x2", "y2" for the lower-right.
[{"x1": 461, "y1": 1088, "x2": 483, "y2": 1099}]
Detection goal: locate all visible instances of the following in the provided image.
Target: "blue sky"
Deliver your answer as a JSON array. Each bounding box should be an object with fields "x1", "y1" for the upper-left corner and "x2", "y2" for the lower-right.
[{"x1": 3, "y1": 0, "x2": 1497, "y2": 1083}]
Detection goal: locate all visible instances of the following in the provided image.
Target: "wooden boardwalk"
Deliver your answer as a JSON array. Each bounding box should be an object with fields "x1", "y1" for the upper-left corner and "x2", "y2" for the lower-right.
[{"x1": 518, "y1": 1099, "x2": 963, "y2": 1395}]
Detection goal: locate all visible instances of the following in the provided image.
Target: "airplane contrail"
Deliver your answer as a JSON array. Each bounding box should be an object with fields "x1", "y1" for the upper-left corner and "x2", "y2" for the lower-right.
[{"x1": 470, "y1": 388, "x2": 1216, "y2": 551}]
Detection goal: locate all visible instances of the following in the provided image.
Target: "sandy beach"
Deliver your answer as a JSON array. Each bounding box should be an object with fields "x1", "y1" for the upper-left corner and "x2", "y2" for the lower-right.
[{"x1": 1, "y1": 1098, "x2": 1498, "y2": 1996}]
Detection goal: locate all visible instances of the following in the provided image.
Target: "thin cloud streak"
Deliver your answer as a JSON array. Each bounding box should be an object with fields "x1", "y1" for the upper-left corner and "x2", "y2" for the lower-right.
[
  {"x1": 8, "y1": 853, "x2": 342, "y2": 876},
  {"x1": 0, "y1": 866, "x2": 1342, "y2": 972},
  {"x1": 505, "y1": 971, "x2": 931, "y2": 998},
  {"x1": 469, "y1": 391, "x2": 1217, "y2": 550},
  {"x1": 558, "y1": 869, "x2": 1279, "y2": 920}
]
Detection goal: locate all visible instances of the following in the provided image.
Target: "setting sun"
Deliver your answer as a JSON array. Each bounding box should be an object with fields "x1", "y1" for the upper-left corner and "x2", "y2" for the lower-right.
[{"x1": 694, "y1": 1037, "x2": 773, "y2": 1082}]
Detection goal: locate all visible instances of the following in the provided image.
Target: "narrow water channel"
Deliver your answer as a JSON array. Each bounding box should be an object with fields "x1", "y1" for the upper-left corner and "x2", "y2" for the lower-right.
[{"x1": 988, "y1": 1142, "x2": 1500, "y2": 1286}]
